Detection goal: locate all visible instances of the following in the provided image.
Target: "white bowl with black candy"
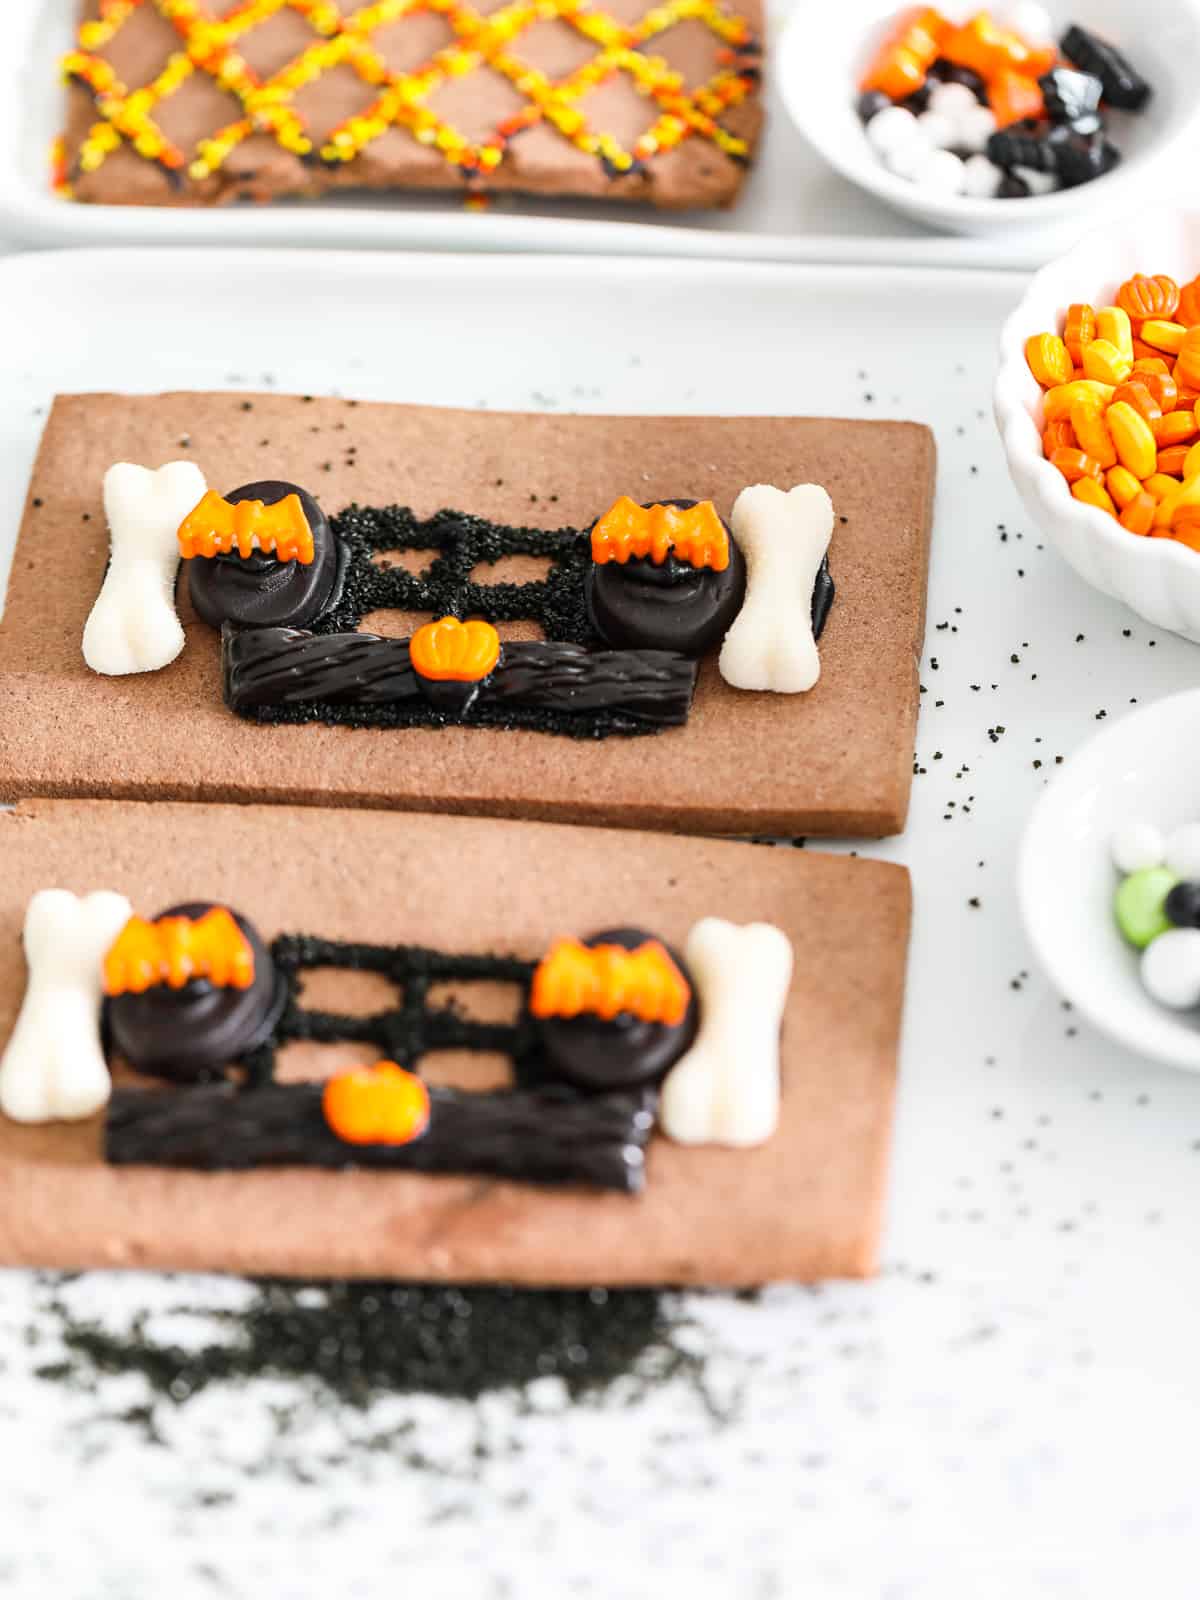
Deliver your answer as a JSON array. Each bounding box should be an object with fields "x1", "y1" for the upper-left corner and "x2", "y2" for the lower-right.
[
  {"x1": 777, "y1": 0, "x2": 1200, "y2": 237},
  {"x1": 1019, "y1": 689, "x2": 1200, "y2": 1071},
  {"x1": 995, "y1": 208, "x2": 1200, "y2": 639}
]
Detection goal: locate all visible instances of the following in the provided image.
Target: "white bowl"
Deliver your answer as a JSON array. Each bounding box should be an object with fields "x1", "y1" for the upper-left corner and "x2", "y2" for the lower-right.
[
  {"x1": 1019, "y1": 688, "x2": 1200, "y2": 1071},
  {"x1": 995, "y1": 207, "x2": 1200, "y2": 639},
  {"x1": 777, "y1": 0, "x2": 1200, "y2": 238}
]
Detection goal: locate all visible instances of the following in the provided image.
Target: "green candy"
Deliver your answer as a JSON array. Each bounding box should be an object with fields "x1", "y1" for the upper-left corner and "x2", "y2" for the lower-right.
[{"x1": 1115, "y1": 866, "x2": 1179, "y2": 949}]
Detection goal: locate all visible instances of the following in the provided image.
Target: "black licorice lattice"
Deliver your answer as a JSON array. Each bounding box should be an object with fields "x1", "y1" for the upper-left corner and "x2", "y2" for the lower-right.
[{"x1": 106, "y1": 933, "x2": 658, "y2": 1192}]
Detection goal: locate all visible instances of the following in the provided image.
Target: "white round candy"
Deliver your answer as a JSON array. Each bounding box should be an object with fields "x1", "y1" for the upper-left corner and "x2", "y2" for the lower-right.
[
  {"x1": 1111, "y1": 821, "x2": 1166, "y2": 875},
  {"x1": 1014, "y1": 164, "x2": 1058, "y2": 196},
  {"x1": 886, "y1": 129, "x2": 933, "y2": 178},
  {"x1": 917, "y1": 110, "x2": 957, "y2": 151},
  {"x1": 1165, "y1": 823, "x2": 1200, "y2": 880},
  {"x1": 955, "y1": 105, "x2": 998, "y2": 155},
  {"x1": 1141, "y1": 928, "x2": 1200, "y2": 1010},
  {"x1": 910, "y1": 148, "x2": 966, "y2": 195},
  {"x1": 1000, "y1": 0, "x2": 1054, "y2": 45},
  {"x1": 961, "y1": 153, "x2": 1002, "y2": 197},
  {"x1": 928, "y1": 82, "x2": 979, "y2": 122},
  {"x1": 866, "y1": 105, "x2": 922, "y2": 157}
]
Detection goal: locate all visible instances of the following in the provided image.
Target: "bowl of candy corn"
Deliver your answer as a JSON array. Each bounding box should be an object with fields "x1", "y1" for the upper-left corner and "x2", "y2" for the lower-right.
[
  {"x1": 778, "y1": 0, "x2": 1200, "y2": 237},
  {"x1": 1019, "y1": 688, "x2": 1200, "y2": 1071},
  {"x1": 995, "y1": 209, "x2": 1200, "y2": 638}
]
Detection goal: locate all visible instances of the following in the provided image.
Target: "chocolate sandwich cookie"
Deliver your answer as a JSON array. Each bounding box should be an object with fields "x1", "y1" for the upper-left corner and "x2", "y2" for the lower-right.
[
  {"x1": 106, "y1": 902, "x2": 288, "y2": 1083},
  {"x1": 585, "y1": 500, "x2": 747, "y2": 658},
  {"x1": 533, "y1": 927, "x2": 699, "y2": 1092},
  {"x1": 187, "y1": 481, "x2": 345, "y2": 630}
]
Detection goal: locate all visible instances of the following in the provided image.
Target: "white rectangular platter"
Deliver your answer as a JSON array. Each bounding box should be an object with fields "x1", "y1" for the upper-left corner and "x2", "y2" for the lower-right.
[
  {"x1": 1, "y1": 248, "x2": 1198, "y2": 1597},
  {"x1": 0, "y1": 0, "x2": 1120, "y2": 268}
]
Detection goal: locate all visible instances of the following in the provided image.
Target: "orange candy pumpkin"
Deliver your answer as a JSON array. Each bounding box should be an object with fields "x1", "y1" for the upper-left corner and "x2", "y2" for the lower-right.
[
  {"x1": 1116, "y1": 274, "x2": 1181, "y2": 325},
  {"x1": 322, "y1": 1061, "x2": 431, "y2": 1147},
  {"x1": 409, "y1": 616, "x2": 501, "y2": 683}
]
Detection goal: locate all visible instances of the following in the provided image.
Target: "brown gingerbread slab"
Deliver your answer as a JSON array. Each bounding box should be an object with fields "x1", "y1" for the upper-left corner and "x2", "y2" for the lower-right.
[
  {"x1": 0, "y1": 799, "x2": 910, "y2": 1283},
  {"x1": 61, "y1": 0, "x2": 763, "y2": 211},
  {"x1": 0, "y1": 392, "x2": 935, "y2": 837}
]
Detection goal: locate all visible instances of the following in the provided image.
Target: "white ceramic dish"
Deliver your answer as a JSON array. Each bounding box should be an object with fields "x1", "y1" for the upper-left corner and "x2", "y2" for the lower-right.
[
  {"x1": 778, "y1": 0, "x2": 1200, "y2": 238},
  {"x1": 0, "y1": 0, "x2": 1140, "y2": 268},
  {"x1": 1020, "y1": 688, "x2": 1200, "y2": 1071},
  {"x1": 995, "y1": 208, "x2": 1200, "y2": 639}
]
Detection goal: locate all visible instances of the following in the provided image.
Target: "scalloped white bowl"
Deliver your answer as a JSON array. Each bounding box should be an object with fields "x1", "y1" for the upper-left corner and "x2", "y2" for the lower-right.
[
  {"x1": 777, "y1": 0, "x2": 1200, "y2": 239},
  {"x1": 1020, "y1": 688, "x2": 1200, "y2": 1071},
  {"x1": 995, "y1": 208, "x2": 1200, "y2": 640}
]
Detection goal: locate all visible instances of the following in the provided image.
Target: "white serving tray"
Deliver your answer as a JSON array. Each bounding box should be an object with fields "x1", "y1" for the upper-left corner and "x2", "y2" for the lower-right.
[
  {"x1": 0, "y1": 0, "x2": 1128, "y2": 268},
  {"x1": 3, "y1": 248, "x2": 1200, "y2": 1595}
]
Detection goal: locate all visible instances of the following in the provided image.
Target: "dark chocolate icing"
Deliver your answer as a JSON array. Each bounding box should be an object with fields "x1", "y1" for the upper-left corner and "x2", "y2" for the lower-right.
[
  {"x1": 222, "y1": 626, "x2": 698, "y2": 735},
  {"x1": 584, "y1": 500, "x2": 747, "y2": 658},
  {"x1": 534, "y1": 927, "x2": 699, "y2": 1092},
  {"x1": 187, "y1": 481, "x2": 345, "y2": 630},
  {"x1": 105, "y1": 902, "x2": 288, "y2": 1083}
]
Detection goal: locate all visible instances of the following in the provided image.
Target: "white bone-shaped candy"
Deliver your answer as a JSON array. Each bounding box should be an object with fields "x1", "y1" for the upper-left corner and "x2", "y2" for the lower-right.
[
  {"x1": 719, "y1": 483, "x2": 834, "y2": 694},
  {"x1": 0, "y1": 889, "x2": 132, "y2": 1124},
  {"x1": 82, "y1": 461, "x2": 208, "y2": 676},
  {"x1": 660, "y1": 917, "x2": 793, "y2": 1147}
]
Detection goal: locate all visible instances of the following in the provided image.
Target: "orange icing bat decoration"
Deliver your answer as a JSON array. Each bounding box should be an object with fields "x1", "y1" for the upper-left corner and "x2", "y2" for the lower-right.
[
  {"x1": 177, "y1": 490, "x2": 315, "y2": 565},
  {"x1": 410, "y1": 616, "x2": 502, "y2": 682},
  {"x1": 322, "y1": 1061, "x2": 431, "y2": 1147},
  {"x1": 590, "y1": 497, "x2": 730, "y2": 572},
  {"x1": 104, "y1": 908, "x2": 255, "y2": 997},
  {"x1": 530, "y1": 937, "x2": 691, "y2": 1027}
]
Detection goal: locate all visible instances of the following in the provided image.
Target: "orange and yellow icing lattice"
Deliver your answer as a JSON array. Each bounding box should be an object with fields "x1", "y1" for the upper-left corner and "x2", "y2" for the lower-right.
[{"x1": 59, "y1": 0, "x2": 759, "y2": 192}]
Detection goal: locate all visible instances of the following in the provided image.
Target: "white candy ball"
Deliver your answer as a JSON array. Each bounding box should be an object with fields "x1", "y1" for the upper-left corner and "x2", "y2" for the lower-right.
[
  {"x1": 866, "y1": 105, "x2": 922, "y2": 157},
  {"x1": 1014, "y1": 164, "x2": 1058, "y2": 195},
  {"x1": 961, "y1": 153, "x2": 1003, "y2": 197},
  {"x1": 910, "y1": 148, "x2": 966, "y2": 195},
  {"x1": 928, "y1": 82, "x2": 979, "y2": 122},
  {"x1": 1165, "y1": 823, "x2": 1200, "y2": 880},
  {"x1": 1141, "y1": 928, "x2": 1200, "y2": 1010},
  {"x1": 1111, "y1": 821, "x2": 1166, "y2": 875},
  {"x1": 886, "y1": 129, "x2": 933, "y2": 177},
  {"x1": 917, "y1": 109, "x2": 957, "y2": 151},
  {"x1": 1001, "y1": 0, "x2": 1054, "y2": 45},
  {"x1": 956, "y1": 104, "x2": 998, "y2": 154}
]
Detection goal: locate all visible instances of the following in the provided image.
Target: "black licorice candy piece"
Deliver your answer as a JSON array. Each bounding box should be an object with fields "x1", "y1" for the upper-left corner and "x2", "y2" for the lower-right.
[
  {"x1": 105, "y1": 903, "x2": 289, "y2": 1083},
  {"x1": 857, "y1": 89, "x2": 892, "y2": 122},
  {"x1": 927, "y1": 58, "x2": 989, "y2": 102},
  {"x1": 187, "y1": 481, "x2": 346, "y2": 630},
  {"x1": 1166, "y1": 882, "x2": 1200, "y2": 930},
  {"x1": 533, "y1": 928, "x2": 699, "y2": 1093},
  {"x1": 996, "y1": 170, "x2": 1033, "y2": 198},
  {"x1": 106, "y1": 1080, "x2": 659, "y2": 1192},
  {"x1": 1054, "y1": 130, "x2": 1120, "y2": 187},
  {"x1": 1038, "y1": 66, "x2": 1103, "y2": 123},
  {"x1": 1060, "y1": 24, "x2": 1151, "y2": 111},
  {"x1": 986, "y1": 125, "x2": 1057, "y2": 174}
]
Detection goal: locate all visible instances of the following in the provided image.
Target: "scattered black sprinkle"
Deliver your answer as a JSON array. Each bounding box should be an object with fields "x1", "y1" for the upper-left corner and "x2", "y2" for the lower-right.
[
  {"x1": 241, "y1": 401, "x2": 254, "y2": 412},
  {"x1": 31, "y1": 497, "x2": 43, "y2": 509},
  {"x1": 968, "y1": 897, "x2": 981, "y2": 908},
  {"x1": 33, "y1": 1279, "x2": 701, "y2": 1413}
]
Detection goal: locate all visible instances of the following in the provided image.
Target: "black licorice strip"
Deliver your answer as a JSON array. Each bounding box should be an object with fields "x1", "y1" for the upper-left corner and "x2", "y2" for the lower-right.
[
  {"x1": 105, "y1": 1081, "x2": 658, "y2": 1192},
  {"x1": 223, "y1": 627, "x2": 698, "y2": 734}
]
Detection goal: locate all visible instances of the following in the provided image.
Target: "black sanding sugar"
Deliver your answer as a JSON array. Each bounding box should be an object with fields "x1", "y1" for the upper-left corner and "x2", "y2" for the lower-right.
[{"x1": 36, "y1": 1279, "x2": 698, "y2": 1409}]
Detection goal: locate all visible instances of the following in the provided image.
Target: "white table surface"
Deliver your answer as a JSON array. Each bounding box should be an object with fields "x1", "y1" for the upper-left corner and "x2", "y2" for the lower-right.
[{"x1": 3, "y1": 243, "x2": 1200, "y2": 1600}]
